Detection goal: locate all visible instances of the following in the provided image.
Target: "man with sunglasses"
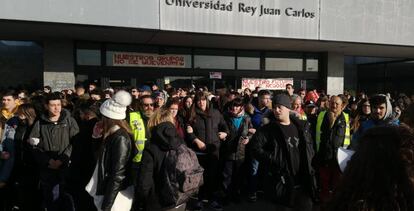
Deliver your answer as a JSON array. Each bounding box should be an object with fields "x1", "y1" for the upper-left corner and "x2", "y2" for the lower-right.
[{"x1": 128, "y1": 95, "x2": 155, "y2": 210}]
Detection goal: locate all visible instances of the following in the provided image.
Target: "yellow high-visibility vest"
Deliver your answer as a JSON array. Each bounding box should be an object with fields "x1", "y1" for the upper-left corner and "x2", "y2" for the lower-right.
[
  {"x1": 315, "y1": 111, "x2": 350, "y2": 151},
  {"x1": 129, "y1": 112, "x2": 147, "y2": 163}
]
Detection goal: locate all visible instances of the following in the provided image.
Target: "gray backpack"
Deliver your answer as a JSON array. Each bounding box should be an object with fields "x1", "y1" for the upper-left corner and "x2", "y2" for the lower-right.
[{"x1": 159, "y1": 144, "x2": 204, "y2": 206}]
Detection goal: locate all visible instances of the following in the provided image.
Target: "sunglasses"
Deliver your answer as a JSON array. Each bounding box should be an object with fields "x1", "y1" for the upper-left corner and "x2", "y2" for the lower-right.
[{"x1": 143, "y1": 103, "x2": 154, "y2": 107}]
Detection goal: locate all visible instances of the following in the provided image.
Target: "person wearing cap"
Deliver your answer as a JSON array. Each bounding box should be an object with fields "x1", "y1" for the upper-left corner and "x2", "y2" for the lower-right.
[
  {"x1": 29, "y1": 93, "x2": 79, "y2": 210},
  {"x1": 87, "y1": 90, "x2": 134, "y2": 211},
  {"x1": 313, "y1": 95, "x2": 350, "y2": 204},
  {"x1": 304, "y1": 100, "x2": 318, "y2": 145},
  {"x1": 250, "y1": 94, "x2": 316, "y2": 210}
]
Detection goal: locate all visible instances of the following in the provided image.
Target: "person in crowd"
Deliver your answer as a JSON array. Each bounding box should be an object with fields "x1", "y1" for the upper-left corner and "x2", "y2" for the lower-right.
[
  {"x1": 285, "y1": 84, "x2": 294, "y2": 97},
  {"x1": 29, "y1": 92, "x2": 79, "y2": 210},
  {"x1": 351, "y1": 99, "x2": 371, "y2": 134},
  {"x1": 352, "y1": 94, "x2": 399, "y2": 148},
  {"x1": 43, "y1": 86, "x2": 52, "y2": 94},
  {"x1": 329, "y1": 126, "x2": 414, "y2": 211},
  {"x1": 304, "y1": 100, "x2": 318, "y2": 145},
  {"x1": 87, "y1": 90, "x2": 134, "y2": 211},
  {"x1": 179, "y1": 96, "x2": 193, "y2": 121},
  {"x1": 400, "y1": 104, "x2": 414, "y2": 129},
  {"x1": 245, "y1": 89, "x2": 272, "y2": 202},
  {"x1": 291, "y1": 94, "x2": 307, "y2": 120},
  {"x1": 75, "y1": 83, "x2": 90, "y2": 101},
  {"x1": 297, "y1": 88, "x2": 306, "y2": 101},
  {"x1": 0, "y1": 91, "x2": 20, "y2": 210},
  {"x1": 127, "y1": 95, "x2": 155, "y2": 210},
  {"x1": 12, "y1": 104, "x2": 41, "y2": 211},
  {"x1": 67, "y1": 102, "x2": 100, "y2": 211},
  {"x1": 90, "y1": 89, "x2": 104, "y2": 103},
  {"x1": 88, "y1": 82, "x2": 98, "y2": 93},
  {"x1": 130, "y1": 87, "x2": 140, "y2": 100},
  {"x1": 136, "y1": 109, "x2": 187, "y2": 211},
  {"x1": 221, "y1": 98, "x2": 255, "y2": 203},
  {"x1": 186, "y1": 91, "x2": 229, "y2": 211},
  {"x1": 313, "y1": 95, "x2": 350, "y2": 204},
  {"x1": 153, "y1": 92, "x2": 166, "y2": 110},
  {"x1": 250, "y1": 94, "x2": 316, "y2": 210},
  {"x1": 317, "y1": 96, "x2": 329, "y2": 112},
  {"x1": 165, "y1": 98, "x2": 185, "y2": 139}
]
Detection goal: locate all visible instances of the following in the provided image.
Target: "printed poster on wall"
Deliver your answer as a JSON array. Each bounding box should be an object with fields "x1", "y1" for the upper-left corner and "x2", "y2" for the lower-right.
[
  {"x1": 113, "y1": 52, "x2": 186, "y2": 68},
  {"x1": 242, "y1": 78, "x2": 293, "y2": 90}
]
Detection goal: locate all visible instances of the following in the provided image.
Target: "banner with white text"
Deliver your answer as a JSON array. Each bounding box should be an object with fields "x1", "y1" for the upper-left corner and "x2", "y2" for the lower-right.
[{"x1": 112, "y1": 52, "x2": 187, "y2": 68}]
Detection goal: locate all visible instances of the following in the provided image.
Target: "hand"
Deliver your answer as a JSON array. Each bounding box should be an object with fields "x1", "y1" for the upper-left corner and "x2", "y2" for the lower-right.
[
  {"x1": 194, "y1": 139, "x2": 206, "y2": 151},
  {"x1": 92, "y1": 121, "x2": 103, "y2": 139},
  {"x1": 248, "y1": 128, "x2": 256, "y2": 134},
  {"x1": 186, "y1": 125, "x2": 193, "y2": 134},
  {"x1": 218, "y1": 132, "x2": 227, "y2": 141},
  {"x1": 241, "y1": 137, "x2": 249, "y2": 145},
  {"x1": 48, "y1": 159, "x2": 63, "y2": 170},
  {"x1": 0, "y1": 151, "x2": 10, "y2": 160}
]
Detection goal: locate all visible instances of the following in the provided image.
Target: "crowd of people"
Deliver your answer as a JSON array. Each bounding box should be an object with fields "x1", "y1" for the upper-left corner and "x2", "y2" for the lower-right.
[{"x1": 0, "y1": 81, "x2": 413, "y2": 211}]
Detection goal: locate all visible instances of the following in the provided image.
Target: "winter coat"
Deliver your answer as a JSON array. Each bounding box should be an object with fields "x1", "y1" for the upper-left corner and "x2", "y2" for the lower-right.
[
  {"x1": 250, "y1": 105, "x2": 270, "y2": 129},
  {"x1": 29, "y1": 109, "x2": 79, "y2": 182},
  {"x1": 137, "y1": 121, "x2": 183, "y2": 210},
  {"x1": 250, "y1": 116, "x2": 317, "y2": 198},
  {"x1": 95, "y1": 127, "x2": 133, "y2": 210},
  {"x1": 314, "y1": 112, "x2": 348, "y2": 165},
  {"x1": 222, "y1": 112, "x2": 254, "y2": 161},
  {"x1": 187, "y1": 108, "x2": 229, "y2": 157},
  {"x1": 0, "y1": 116, "x2": 18, "y2": 182}
]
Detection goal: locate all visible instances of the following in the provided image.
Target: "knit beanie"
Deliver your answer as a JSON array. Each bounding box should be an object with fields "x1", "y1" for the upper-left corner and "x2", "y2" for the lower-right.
[{"x1": 100, "y1": 90, "x2": 132, "y2": 120}]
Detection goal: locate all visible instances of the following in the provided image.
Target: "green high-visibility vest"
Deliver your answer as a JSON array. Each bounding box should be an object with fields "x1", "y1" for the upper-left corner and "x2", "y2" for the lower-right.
[
  {"x1": 129, "y1": 112, "x2": 147, "y2": 163},
  {"x1": 315, "y1": 111, "x2": 351, "y2": 151}
]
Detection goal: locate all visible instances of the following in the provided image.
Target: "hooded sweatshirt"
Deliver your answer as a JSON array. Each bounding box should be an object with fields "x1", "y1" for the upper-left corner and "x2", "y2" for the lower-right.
[
  {"x1": 351, "y1": 94, "x2": 399, "y2": 149},
  {"x1": 137, "y1": 122, "x2": 183, "y2": 210}
]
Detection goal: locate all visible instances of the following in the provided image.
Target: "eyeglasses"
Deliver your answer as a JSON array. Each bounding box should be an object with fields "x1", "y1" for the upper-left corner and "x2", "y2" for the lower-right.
[{"x1": 143, "y1": 103, "x2": 154, "y2": 107}]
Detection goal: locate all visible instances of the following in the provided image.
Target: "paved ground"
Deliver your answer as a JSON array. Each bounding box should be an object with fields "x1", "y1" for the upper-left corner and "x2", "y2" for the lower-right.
[{"x1": 185, "y1": 198, "x2": 321, "y2": 211}]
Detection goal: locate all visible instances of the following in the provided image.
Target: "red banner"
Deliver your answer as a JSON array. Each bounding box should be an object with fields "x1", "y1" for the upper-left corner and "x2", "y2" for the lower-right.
[
  {"x1": 242, "y1": 78, "x2": 293, "y2": 90},
  {"x1": 113, "y1": 52, "x2": 186, "y2": 68}
]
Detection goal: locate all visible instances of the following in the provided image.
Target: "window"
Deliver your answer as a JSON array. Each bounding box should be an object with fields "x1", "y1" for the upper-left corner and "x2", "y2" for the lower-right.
[
  {"x1": 194, "y1": 49, "x2": 235, "y2": 69},
  {"x1": 76, "y1": 49, "x2": 101, "y2": 66},
  {"x1": 265, "y1": 58, "x2": 303, "y2": 71},
  {"x1": 237, "y1": 51, "x2": 260, "y2": 70},
  {"x1": 306, "y1": 59, "x2": 319, "y2": 72},
  {"x1": 76, "y1": 42, "x2": 101, "y2": 66}
]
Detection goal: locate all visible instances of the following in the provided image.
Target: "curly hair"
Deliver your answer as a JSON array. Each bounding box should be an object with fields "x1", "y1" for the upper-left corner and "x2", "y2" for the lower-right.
[{"x1": 329, "y1": 126, "x2": 414, "y2": 211}]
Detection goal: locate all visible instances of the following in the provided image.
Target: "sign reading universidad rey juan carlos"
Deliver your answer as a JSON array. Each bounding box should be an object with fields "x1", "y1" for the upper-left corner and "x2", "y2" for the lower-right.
[{"x1": 161, "y1": 0, "x2": 319, "y2": 39}]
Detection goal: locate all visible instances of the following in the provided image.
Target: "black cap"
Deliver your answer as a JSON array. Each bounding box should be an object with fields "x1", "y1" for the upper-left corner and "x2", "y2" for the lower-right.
[
  {"x1": 272, "y1": 94, "x2": 291, "y2": 109},
  {"x1": 305, "y1": 100, "x2": 317, "y2": 108}
]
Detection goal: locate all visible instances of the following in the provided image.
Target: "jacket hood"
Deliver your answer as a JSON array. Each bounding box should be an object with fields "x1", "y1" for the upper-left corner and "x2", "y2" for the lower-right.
[
  {"x1": 40, "y1": 108, "x2": 71, "y2": 123},
  {"x1": 151, "y1": 121, "x2": 182, "y2": 151}
]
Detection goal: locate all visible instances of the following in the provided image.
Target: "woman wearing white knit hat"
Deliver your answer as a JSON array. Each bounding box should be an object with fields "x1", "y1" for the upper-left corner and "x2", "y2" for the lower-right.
[{"x1": 86, "y1": 90, "x2": 134, "y2": 211}]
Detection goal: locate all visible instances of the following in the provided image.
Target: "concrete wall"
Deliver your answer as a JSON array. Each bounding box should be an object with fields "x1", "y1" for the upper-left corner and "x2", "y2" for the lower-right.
[
  {"x1": 0, "y1": 0, "x2": 159, "y2": 29},
  {"x1": 2, "y1": 0, "x2": 414, "y2": 46}
]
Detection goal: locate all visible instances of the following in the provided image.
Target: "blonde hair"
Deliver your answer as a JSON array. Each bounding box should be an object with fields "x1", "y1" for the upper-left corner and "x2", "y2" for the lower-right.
[{"x1": 147, "y1": 108, "x2": 174, "y2": 132}]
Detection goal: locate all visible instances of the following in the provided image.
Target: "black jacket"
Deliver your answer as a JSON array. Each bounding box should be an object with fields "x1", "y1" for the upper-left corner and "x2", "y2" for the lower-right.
[
  {"x1": 315, "y1": 112, "x2": 347, "y2": 165},
  {"x1": 137, "y1": 122, "x2": 183, "y2": 210},
  {"x1": 29, "y1": 109, "x2": 79, "y2": 182},
  {"x1": 250, "y1": 115, "x2": 317, "y2": 197},
  {"x1": 187, "y1": 108, "x2": 229, "y2": 157},
  {"x1": 222, "y1": 113, "x2": 254, "y2": 161},
  {"x1": 96, "y1": 128, "x2": 133, "y2": 211}
]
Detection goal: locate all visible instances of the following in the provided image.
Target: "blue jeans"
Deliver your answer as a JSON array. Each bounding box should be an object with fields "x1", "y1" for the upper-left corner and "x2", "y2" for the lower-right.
[{"x1": 248, "y1": 158, "x2": 259, "y2": 194}]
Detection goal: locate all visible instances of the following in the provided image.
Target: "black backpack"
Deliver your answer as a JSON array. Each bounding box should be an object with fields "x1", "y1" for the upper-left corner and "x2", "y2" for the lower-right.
[{"x1": 159, "y1": 144, "x2": 204, "y2": 207}]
